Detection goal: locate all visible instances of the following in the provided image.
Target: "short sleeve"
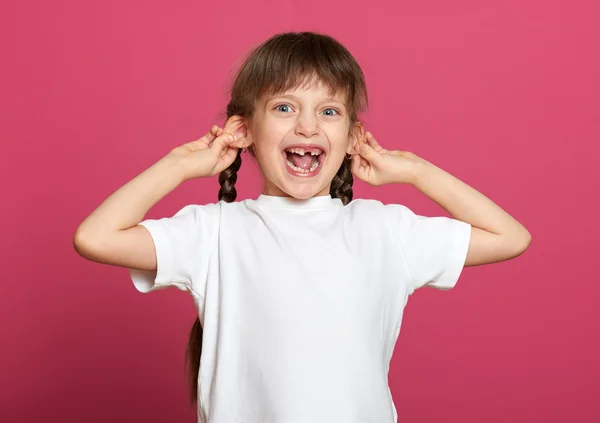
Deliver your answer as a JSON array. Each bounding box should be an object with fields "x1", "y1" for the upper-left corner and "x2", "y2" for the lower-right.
[
  {"x1": 387, "y1": 204, "x2": 472, "y2": 295},
  {"x1": 128, "y1": 203, "x2": 218, "y2": 298}
]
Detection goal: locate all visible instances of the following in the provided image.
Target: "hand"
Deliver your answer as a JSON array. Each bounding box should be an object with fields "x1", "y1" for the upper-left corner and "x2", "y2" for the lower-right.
[
  {"x1": 167, "y1": 115, "x2": 250, "y2": 180},
  {"x1": 350, "y1": 130, "x2": 425, "y2": 186}
]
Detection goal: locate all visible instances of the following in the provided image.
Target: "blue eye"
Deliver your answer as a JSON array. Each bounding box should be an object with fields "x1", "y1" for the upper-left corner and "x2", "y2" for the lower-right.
[
  {"x1": 275, "y1": 104, "x2": 292, "y2": 112},
  {"x1": 273, "y1": 104, "x2": 341, "y2": 116}
]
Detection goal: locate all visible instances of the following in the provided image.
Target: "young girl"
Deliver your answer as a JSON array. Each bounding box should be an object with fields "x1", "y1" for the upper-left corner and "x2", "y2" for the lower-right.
[{"x1": 74, "y1": 31, "x2": 531, "y2": 423}]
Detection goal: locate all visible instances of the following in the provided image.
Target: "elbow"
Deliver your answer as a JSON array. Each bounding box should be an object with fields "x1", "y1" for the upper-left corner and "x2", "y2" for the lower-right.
[
  {"x1": 513, "y1": 230, "x2": 532, "y2": 257},
  {"x1": 521, "y1": 229, "x2": 532, "y2": 250},
  {"x1": 73, "y1": 228, "x2": 87, "y2": 257},
  {"x1": 73, "y1": 227, "x2": 97, "y2": 259},
  {"x1": 499, "y1": 229, "x2": 531, "y2": 262}
]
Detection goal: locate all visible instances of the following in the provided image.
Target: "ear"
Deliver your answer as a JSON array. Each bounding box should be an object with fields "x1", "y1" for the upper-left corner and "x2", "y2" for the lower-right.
[
  {"x1": 346, "y1": 121, "x2": 365, "y2": 155},
  {"x1": 240, "y1": 117, "x2": 254, "y2": 149},
  {"x1": 224, "y1": 115, "x2": 253, "y2": 149},
  {"x1": 224, "y1": 115, "x2": 247, "y2": 135}
]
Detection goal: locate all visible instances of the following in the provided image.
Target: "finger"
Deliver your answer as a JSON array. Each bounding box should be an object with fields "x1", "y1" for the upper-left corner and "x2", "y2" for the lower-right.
[
  {"x1": 221, "y1": 144, "x2": 240, "y2": 164},
  {"x1": 354, "y1": 137, "x2": 380, "y2": 163},
  {"x1": 210, "y1": 132, "x2": 238, "y2": 156},
  {"x1": 197, "y1": 127, "x2": 217, "y2": 146},
  {"x1": 205, "y1": 124, "x2": 226, "y2": 144},
  {"x1": 221, "y1": 131, "x2": 249, "y2": 149},
  {"x1": 361, "y1": 156, "x2": 369, "y2": 168},
  {"x1": 209, "y1": 124, "x2": 224, "y2": 137},
  {"x1": 365, "y1": 131, "x2": 382, "y2": 150},
  {"x1": 352, "y1": 150, "x2": 369, "y2": 172},
  {"x1": 350, "y1": 152, "x2": 362, "y2": 175}
]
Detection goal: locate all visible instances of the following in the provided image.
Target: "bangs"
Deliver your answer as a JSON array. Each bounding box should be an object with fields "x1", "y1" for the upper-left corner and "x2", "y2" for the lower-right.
[
  {"x1": 261, "y1": 69, "x2": 347, "y2": 105},
  {"x1": 253, "y1": 33, "x2": 363, "y2": 109},
  {"x1": 228, "y1": 32, "x2": 367, "y2": 121}
]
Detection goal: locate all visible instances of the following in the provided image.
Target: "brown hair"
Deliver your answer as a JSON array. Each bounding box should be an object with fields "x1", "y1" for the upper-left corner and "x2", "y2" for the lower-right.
[{"x1": 185, "y1": 31, "x2": 369, "y2": 404}]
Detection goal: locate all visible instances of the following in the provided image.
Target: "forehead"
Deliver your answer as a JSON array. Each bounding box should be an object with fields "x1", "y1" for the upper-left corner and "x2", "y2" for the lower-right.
[{"x1": 261, "y1": 77, "x2": 347, "y2": 104}]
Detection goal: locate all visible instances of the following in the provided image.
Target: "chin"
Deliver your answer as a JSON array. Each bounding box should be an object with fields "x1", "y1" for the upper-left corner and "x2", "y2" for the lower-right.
[
  {"x1": 266, "y1": 175, "x2": 330, "y2": 199},
  {"x1": 280, "y1": 184, "x2": 325, "y2": 199}
]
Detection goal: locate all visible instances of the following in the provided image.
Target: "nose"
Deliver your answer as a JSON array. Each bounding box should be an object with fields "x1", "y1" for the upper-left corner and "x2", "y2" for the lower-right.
[{"x1": 294, "y1": 112, "x2": 320, "y2": 138}]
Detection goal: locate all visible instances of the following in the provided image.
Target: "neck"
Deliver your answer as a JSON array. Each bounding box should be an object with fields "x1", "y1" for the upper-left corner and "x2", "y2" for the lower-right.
[{"x1": 262, "y1": 183, "x2": 332, "y2": 199}]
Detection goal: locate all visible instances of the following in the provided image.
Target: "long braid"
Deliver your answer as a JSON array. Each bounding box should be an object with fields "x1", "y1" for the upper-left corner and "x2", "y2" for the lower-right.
[
  {"x1": 330, "y1": 156, "x2": 353, "y2": 205},
  {"x1": 218, "y1": 150, "x2": 243, "y2": 202},
  {"x1": 186, "y1": 149, "x2": 243, "y2": 404}
]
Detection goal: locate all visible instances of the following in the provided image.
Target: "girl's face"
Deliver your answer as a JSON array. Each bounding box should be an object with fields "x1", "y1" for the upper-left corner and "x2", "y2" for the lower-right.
[{"x1": 246, "y1": 79, "x2": 359, "y2": 199}]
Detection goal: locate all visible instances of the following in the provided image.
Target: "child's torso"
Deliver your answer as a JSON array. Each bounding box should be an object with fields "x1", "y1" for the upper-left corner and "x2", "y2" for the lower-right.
[{"x1": 198, "y1": 199, "x2": 409, "y2": 423}]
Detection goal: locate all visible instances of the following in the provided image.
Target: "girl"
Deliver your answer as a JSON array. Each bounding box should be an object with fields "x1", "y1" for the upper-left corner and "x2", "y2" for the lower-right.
[{"x1": 74, "y1": 31, "x2": 531, "y2": 423}]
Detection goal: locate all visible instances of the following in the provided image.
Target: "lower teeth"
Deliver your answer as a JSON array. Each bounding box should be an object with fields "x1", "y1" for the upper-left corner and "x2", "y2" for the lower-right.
[{"x1": 286, "y1": 158, "x2": 319, "y2": 173}]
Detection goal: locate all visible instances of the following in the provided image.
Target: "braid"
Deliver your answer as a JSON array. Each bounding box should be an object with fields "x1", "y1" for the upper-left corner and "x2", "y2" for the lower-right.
[
  {"x1": 186, "y1": 149, "x2": 243, "y2": 404},
  {"x1": 330, "y1": 156, "x2": 353, "y2": 205},
  {"x1": 218, "y1": 150, "x2": 243, "y2": 202}
]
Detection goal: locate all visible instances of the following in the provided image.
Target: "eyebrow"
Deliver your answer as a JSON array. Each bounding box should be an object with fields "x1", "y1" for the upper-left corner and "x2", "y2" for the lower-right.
[{"x1": 266, "y1": 94, "x2": 346, "y2": 107}]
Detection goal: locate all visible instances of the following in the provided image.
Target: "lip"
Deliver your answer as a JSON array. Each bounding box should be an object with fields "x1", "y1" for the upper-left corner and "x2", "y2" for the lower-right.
[
  {"x1": 281, "y1": 144, "x2": 327, "y2": 177},
  {"x1": 282, "y1": 143, "x2": 327, "y2": 154}
]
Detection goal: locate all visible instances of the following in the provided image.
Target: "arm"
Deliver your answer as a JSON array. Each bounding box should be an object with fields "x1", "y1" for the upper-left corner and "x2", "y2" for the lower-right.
[
  {"x1": 73, "y1": 117, "x2": 247, "y2": 272},
  {"x1": 411, "y1": 160, "x2": 532, "y2": 267},
  {"x1": 73, "y1": 155, "x2": 187, "y2": 271},
  {"x1": 350, "y1": 129, "x2": 531, "y2": 268}
]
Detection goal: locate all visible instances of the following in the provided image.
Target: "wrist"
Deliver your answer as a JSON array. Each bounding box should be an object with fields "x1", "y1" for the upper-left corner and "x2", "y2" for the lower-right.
[
  {"x1": 409, "y1": 156, "x2": 435, "y2": 188},
  {"x1": 159, "y1": 153, "x2": 189, "y2": 184},
  {"x1": 394, "y1": 152, "x2": 429, "y2": 186}
]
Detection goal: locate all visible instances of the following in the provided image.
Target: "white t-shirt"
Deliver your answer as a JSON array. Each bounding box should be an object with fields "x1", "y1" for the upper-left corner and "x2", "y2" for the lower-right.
[{"x1": 129, "y1": 194, "x2": 471, "y2": 423}]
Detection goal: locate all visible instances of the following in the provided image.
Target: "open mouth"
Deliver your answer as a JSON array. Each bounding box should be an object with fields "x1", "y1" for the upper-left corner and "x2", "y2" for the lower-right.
[{"x1": 282, "y1": 146, "x2": 326, "y2": 176}]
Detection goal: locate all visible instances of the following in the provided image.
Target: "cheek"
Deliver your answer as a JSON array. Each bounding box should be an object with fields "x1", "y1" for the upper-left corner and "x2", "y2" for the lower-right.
[
  {"x1": 332, "y1": 134, "x2": 351, "y2": 153},
  {"x1": 251, "y1": 138, "x2": 281, "y2": 168},
  {"x1": 253, "y1": 125, "x2": 286, "y2": 152}
]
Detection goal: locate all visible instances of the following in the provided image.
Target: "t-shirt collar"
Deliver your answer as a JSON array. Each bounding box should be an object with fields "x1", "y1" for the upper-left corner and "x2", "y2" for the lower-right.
[{"x1": 255, "y1": 194, "x2": 341, "y2": 210}]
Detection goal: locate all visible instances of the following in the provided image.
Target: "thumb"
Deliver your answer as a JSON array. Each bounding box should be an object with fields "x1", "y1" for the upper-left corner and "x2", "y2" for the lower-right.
[
  {"x1": 210, "y1": 132, "x2": 237, "y2": 155},
  {"x1": 355, "y1": 139, "x2": 380, "y2": 163}
]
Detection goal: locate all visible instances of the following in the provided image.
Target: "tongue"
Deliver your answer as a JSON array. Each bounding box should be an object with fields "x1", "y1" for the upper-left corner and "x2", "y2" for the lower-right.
[{"x1": 287, "y1": 152, "x2": 315, "y2": 170}]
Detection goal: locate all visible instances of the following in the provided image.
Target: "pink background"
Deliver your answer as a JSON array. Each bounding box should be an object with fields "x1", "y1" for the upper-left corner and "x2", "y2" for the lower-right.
[{"x1": 2, "y1": 0, "x2": 599, "y2": 421}]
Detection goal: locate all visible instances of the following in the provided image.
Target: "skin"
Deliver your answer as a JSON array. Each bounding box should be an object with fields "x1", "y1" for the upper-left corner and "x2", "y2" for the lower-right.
[
  {"x1": 238, "y1": 78, "x2": 363, "y2": 199},
  {"x1": 209, "y1": 79, "x2": 532, "y2": 267},
  {"x1": 73, "y1": 76, "x2": 531, "y2": 273}
]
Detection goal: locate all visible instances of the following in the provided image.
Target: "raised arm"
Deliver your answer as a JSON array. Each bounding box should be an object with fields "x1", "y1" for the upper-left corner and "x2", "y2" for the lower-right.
[
  {"x1": 350, "y1": 130, "x2": 531, "y2": 267},
  {"x1": 73, "y1": 117, "x2": 248, "y2": 271},
  {"x1": 73, "y1": 155, "x2": 187, "y2": 271}
]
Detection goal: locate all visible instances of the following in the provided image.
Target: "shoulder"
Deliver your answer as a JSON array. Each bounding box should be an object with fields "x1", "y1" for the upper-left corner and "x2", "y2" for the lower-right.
[
  {"x1": 345, "y1": 197, "x2": 385, "y2": 211},
  {"x1": 171, "y1": 202, "x2": 222, "y2": 219},
  {"x1": 345, "y1": 199, "x2": 440, "y2": 240},
  {"x1": 345, "y1": 198, "x2": 414, "y2": 218},
  {"x1": 171, "y1": 198, "x2": 277, "y2": 218},
  {"x1": 144, "y1": 202, "x2": 226, "y2": 233},
  {"x1": 342, "y1": 199, "x2": 419, "y2": 235},
  {"x1": 175, "y1": 199, "x2": 254, "y2": 213}
]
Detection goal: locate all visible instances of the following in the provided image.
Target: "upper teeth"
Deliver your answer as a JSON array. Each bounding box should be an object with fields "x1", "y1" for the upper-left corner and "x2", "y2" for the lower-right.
[{"x1": 287, "y1": 148, "x2": 321, "y2": 156}]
